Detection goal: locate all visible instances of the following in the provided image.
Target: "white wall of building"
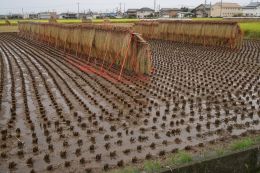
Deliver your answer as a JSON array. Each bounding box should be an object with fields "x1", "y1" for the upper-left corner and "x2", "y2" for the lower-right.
[
  {"x1": 137, "y1": 11, "x2": 153, "y2": 18},
  {"x1": 38, "y1": 13, "x2": 51, "y2": 19},
  {"x1": 243, "y1": 7, "x2": 260, "y2": 16},
  {"x1": 211, "y1": 4, "x2": 242, "y2": 17}
]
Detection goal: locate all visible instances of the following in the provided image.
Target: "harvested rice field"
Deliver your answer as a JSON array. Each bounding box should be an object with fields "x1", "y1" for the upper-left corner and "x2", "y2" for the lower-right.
[{"x1": 0, "y1": 32, "x2": 260, "y2": 173}]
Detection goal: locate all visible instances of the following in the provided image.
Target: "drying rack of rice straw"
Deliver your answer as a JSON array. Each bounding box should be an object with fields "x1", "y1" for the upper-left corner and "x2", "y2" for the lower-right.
[
  {"x1": 18, "y1": 22, "x2": 152, "y2": 79},
  {"x1": 133, "y1": 21, "x2": 159, "y2": 39},
  {"x1": 133, "y1": 20, "x2": 243, "y2": 48}
]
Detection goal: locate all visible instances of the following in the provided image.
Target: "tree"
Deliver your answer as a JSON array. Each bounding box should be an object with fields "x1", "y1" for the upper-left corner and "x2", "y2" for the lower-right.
[{"x1": 181, "y1": 7, "x2": 189, "y2": 12}]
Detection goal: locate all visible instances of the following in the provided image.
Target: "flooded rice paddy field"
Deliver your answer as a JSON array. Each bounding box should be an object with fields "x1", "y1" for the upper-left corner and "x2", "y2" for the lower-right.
[{"x1": 0, "y1": 32, "x2": 260, "y2": 172}]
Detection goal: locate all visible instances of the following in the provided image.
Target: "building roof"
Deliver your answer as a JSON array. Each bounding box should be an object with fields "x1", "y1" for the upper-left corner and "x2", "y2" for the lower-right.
[
  {"x1": 214, "y1": 2, "x2": 241, "y2": 8},
  {"x1": 9, "y1": 14, "x2": 23, "y2": 16},
  {"x1": 126, "y1": 9, "x2": 138, "y2": 12},
  {"x1": 160, "y1": 8, "x2": 181, "y2": 12},
  {"x1": 138, "y1": 7, "x2": 154, "y2": 12},
  {"x1": 37, "y1": 12, "x2": 49, "y2": 15},
  {"x1": 194, "y1": 4, "x2": 211, "y2": 10},
  {"x1": 243, "y1": 2, "x2": 260, "y2": 9},
  {"x1": 59, "y1": 12, "x2": 77, "y2": 15}
]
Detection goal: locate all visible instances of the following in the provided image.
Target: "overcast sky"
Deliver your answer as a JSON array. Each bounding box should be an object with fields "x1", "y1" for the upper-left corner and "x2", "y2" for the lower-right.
[{"x1": 0, "y1": 0, "x2": 250, "y2": 14}]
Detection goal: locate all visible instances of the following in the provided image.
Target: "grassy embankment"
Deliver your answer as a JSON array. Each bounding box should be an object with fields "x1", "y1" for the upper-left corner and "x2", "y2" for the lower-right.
[
  {"x1": 109, "y1": 136, "x2": 259, "y2": 173},
  {"x1": 239, "y1": 22, "x2": 260, "y2": 39}
]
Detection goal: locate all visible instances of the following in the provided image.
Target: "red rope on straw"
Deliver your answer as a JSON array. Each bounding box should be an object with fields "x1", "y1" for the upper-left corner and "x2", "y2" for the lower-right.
[{"x1": 108, "y1": 36, "x2": 126, "y2": 71}]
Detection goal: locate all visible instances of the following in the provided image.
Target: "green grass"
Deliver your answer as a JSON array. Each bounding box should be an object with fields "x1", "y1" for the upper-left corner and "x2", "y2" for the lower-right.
[
  {"x1": 239, "y1": 22, "x2": 260, "y2": 39},
  {"x1": 215, "y1": 148, "x2": 226, "y2": 156},
  {"x1": 143, "y1": 160, "x2": 161, "y2": 173},
  {"x1": 167, "y1": 151, "x2": 192, "y2": 166},
  {"x1": 230, "y1": 138, "x2": 255, "y2": 151},
  {"x1": 0, "y1": 19, "x2": 48, "y2": 24}
]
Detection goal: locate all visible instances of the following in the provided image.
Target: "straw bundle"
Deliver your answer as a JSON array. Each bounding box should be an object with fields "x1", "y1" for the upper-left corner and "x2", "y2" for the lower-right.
[
  {"x1": 5, "y1": 20, "x2": 11, "y2": 25},
  {"x1": 133, "y1": 20, "x2": 243, "y2": 48},
  {"x1": 133, "y1": 21, "x2": 159, "y2": 39},
  {"x1": 49, "y1": 17, "x2": 57, "y2": 24},
  {"x1": 18, "y1": 22, "x2": 151, "y2": 75},
  {"x1": 82, "y1": 18, "x2": 92, "y2": 23}
]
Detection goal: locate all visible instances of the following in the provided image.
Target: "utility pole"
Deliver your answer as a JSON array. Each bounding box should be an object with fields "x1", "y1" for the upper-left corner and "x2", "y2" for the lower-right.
[
  {"x1": 204, "y1": 0, "x2": 206, "y2": 17},
  {"x1": 210, "y1": 1, "x2": 212, "y2": 17},
  {"x1": 77, "y1": 2, "x2": 80, "y2": 19},
  {"x1": 220, "y1": 0, "x2": 223, "y2": 17},
  {"x1": 158, "y1": 4, "x2": 160, "y2": 17},
  {"x1": 154, "y1": 0, "x2": 156, "y2": 12}
]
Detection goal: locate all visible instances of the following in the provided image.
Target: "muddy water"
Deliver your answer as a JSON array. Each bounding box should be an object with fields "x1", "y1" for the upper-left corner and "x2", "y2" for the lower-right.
[
  {"x1": 0, "y1": 33, "x2": 260, "y2": 172},
  {"x1": 0, "y1": 52, "x2": 12, "y2": 127}
]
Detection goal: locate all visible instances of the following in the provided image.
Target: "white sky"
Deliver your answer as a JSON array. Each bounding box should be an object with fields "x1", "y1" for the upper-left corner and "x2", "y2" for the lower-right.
[{"x1": 0, "y1": 0, "x2": 251, "y2": 14}]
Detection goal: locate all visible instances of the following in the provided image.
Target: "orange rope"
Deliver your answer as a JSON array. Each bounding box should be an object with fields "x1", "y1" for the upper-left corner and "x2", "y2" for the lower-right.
[{"x1": 108, "y1": 37, "x2": 126, "y2": 71}]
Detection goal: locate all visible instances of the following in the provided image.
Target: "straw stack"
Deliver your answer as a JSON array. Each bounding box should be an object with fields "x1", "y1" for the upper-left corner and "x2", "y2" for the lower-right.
[
  {"x1": 133, "y1": 21, "x2": 159, "y2": 39},
  {"x1": 5, "y1": 20, "x2": 11, "y2": 25},
  {"x1": 18, "y1": 22, "x2": 151, "y2": 75},
  {"x1": 133, "y1": 20, "x2": 243, "y2": 48},
  {"x1": 82, "y1": 18, "x2": 92, "y2": 23}
]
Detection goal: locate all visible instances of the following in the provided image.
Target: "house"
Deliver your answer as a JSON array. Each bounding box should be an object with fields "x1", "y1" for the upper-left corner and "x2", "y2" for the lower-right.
[
  {"x1": 0, "y1": 15, "x2": 6, "y2": 19},
  {"x1": 102, "y1": 12, "x2": 117, "y2": 18},
  {"x1": 126, "y1": 9, "x2": 138, "y2": 18},
  {"x1": 160, "y1": 8, "x2": 181, "y2": 18},
  {"x1": 193, "y1": 4, "x2": 211, "y2": 17},
  {"x1": 242, "y1": 2, "x2": 260, "y2": 17},
  {"x1": 59, "y1": 12, "x2": 77, "y2": 19},
  {"x1": 116, "y1": 11, "x2": 123, "y2": 18},
  {"x1": 38, "y1": 12, "x2": 57, "y2": 19},
  {"x1": 7, "y1": 14, "x2": 23, "y2": 19},
  {"x1": 137, "y1": 7, "x2": 155, "y2": 18},
  {"x1": 29, "y1": 14, "x2": 38, "y2": 19},
  {"x1": 211, "y1": 2, "x2": 242, "y2": 17},
  {"x1": 92, "y1": 12, "x2": 100, "y2": 19},
  {"x1": 177, "y1": 12, "x2": 193, "y2": 18}
]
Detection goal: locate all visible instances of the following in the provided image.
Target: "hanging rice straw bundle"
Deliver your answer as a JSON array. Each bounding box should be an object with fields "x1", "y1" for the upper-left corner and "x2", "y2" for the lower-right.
[
  {"x1": 5, "y1": 20, "x2": 11, "y2": 25},
  {"x1": 18, "y1": 22, "x2": 151, "y2": 76},
  {"x1": 82, "y1": 18, "x2": 92, "y2": 23},
  {"x1": 133, "y1": 21, "x2": 159, "y2": 39},
  {"x1": 49, "y1": 17, "x2": 57, "y2": 24},
  {"x1": 133, "y1": 20, "x2": 243, "y2": 48}
]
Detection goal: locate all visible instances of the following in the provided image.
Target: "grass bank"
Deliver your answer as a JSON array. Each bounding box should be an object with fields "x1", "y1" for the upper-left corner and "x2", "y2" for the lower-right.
[
  {"x1": 239, "y1": 22, "x2": 260, "y2": 39},
  {"x1": 108, "y1": 135, "x2": 260, "y2": 173}
]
